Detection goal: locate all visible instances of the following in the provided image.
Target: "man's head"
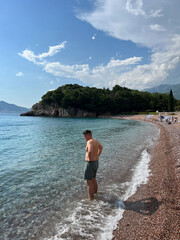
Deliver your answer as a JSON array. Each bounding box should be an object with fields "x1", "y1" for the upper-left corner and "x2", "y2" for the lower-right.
[{"x1": 83, "y1": 130, "x2": 92, "y2": 141}]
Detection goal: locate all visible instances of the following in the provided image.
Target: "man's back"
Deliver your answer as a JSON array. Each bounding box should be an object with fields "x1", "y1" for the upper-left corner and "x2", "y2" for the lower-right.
[{"x1": 85, "y1": 138, "x2": 103, "y2": 161}]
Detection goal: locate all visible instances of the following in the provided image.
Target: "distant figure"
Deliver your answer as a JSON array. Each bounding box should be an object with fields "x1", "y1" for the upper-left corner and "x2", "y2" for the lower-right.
[
  {"x1": 174, "y1": 117, "x2": 178, "y2": 123},
  {"x1": 159, "y1": 115, "x2": 164, "y2": 122},
  {"x1": 83, "y1": 130, "x2": 103, "y2": 200}
]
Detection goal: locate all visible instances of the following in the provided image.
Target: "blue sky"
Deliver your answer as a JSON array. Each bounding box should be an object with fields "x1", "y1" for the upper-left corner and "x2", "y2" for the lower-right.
[{"x1": 0, "y1": 0, "x2": 180, "y2": 108}]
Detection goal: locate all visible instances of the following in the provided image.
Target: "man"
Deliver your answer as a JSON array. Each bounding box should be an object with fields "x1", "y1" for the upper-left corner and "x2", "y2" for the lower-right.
[{"x1": 83, "y1": 130, "x2": 103, "y2": 200}]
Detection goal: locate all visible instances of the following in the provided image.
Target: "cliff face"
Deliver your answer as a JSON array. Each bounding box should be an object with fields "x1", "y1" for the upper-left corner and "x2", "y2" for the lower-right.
[{"x1": 20, "y1": 103, "x2": 96, "y2": 118}]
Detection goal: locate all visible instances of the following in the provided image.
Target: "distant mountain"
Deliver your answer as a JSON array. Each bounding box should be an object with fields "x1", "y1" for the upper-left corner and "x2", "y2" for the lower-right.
[
  {"x1": 0, "y1": 101, "x2": 30, "y2": 113},
  {"x1": 144, "y1": 83, "x2": 180, "y2": 100}
]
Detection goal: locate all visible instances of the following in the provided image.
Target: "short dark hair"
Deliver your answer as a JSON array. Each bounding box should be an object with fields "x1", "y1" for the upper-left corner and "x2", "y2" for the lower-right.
[{"x1": 83, "y1": 130, "x2": 92, "y2": 135}]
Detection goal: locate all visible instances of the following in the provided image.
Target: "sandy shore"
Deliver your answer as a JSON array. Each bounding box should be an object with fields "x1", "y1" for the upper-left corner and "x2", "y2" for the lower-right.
[{"x1": 112, "y1": 113, "x2": 180, "y2": 240}]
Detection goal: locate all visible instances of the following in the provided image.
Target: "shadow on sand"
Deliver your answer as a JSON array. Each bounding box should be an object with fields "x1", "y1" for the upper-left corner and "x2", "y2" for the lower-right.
[
  {"x1": 96, "y1": 193, "x2": 162, "y2": 216},
  {"x1": 122, "y1": 197, "x2": 162, "y2": 215}
]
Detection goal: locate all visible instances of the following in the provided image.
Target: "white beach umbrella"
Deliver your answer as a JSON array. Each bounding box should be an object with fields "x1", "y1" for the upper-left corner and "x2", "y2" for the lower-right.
[{"x1": 164, "y1": 116, "x2": 171, "y2": 121}]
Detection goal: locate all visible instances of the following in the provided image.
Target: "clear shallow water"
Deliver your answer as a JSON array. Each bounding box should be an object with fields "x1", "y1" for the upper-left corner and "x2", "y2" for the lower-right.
[{"x1": 0, "y1": 114, "x2": 159, "y2": 240}]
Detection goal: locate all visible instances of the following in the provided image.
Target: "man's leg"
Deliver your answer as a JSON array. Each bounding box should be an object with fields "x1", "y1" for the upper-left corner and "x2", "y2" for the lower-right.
[
  {"x1": 86, "y1": 180, "x2": 94, "y2": 200},
  {"x1": 92, "y1": 178, "x2": 98, "y2": 194}
]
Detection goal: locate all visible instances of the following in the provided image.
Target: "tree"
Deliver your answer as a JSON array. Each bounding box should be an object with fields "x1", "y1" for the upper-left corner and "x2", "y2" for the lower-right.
[
  {"x1": 156, "y1": 94, "x2": 168, "y2": 111},
  {"x1": 39, "y1": 84, "x2": 177, "y2": 115},
  {"x1": 168, "y1": 89, "x2": 174, "y2": 112}
]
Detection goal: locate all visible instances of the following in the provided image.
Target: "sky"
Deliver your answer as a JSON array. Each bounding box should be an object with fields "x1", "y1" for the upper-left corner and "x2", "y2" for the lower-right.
[{"x1": 0, "y1": 0, "x2": 180, "y2": 108}]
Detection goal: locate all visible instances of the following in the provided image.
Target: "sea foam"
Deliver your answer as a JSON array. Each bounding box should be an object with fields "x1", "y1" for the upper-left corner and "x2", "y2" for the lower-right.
[
  {"x1": 99, "y1": 149, "x2": 152, "y2": 240},
  {"x1": 44, "y1": 149, "x2": 153, "y2": 240}
]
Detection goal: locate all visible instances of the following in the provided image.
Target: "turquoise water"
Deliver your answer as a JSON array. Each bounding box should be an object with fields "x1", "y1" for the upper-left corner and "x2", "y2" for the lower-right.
[{"x1": 0, "y1": 114, "x2": 159, "y2": 240}]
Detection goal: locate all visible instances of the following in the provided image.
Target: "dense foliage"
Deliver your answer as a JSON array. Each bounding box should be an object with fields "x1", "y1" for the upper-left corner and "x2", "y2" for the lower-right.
[{"x1": 40, "y1": 84, "x2": 179, "y2": 115}]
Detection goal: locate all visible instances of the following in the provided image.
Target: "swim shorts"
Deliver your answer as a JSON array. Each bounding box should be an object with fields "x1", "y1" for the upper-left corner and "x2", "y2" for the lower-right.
[{"x1": 84, "y1": 160, "x2": 99, "y2": 180}]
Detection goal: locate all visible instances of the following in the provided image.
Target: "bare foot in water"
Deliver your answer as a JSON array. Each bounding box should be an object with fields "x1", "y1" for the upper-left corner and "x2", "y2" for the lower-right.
[{"x1": 83, "y1": 197, "x2": 94, "y2": 201}]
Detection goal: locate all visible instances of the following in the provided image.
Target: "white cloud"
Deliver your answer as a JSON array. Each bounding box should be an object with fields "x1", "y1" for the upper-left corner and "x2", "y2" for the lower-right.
[
  {"x1": 149, "y1": 8, "x2": 164, "y2": 18},
  {"x1": 16, "y1": 72, "x2": 24, "y2": 77},
  {"x1": 38, "y1": 41, "x2": 67, "y2": 59},
  {"x1": 150, "y1": 24, "x2": 166, "y2": 32},
  {"x1": 126, "y1": 0, "x2": 146, "y2": 16},
  {"x1": 107, "y1": 57, "x2": 142, "y2": 68},
  {"x1": 77, "y1": 0, "x2": 180, "y2": 48},
  {"x1": 18, "y1": 41, "x2": 67, "y2": 64},
  {"x1": 19, "y1": 1, "x2": 180, "y2": 93},
  {"x1": 19, "y1": 49, "x2": 37, "y2": 64},
  {"x1": 44, "y1": 62, "x2": 90, "y2": 79},
  {"x1": 71, "y1": 0, "x2": 180, "y2": 89},
  {"x1": 19, "y1": 35, "x2": 180, "y2": 90},
  {"x1": 88, "y1": 35, "x2": 180, "y2": 89}
]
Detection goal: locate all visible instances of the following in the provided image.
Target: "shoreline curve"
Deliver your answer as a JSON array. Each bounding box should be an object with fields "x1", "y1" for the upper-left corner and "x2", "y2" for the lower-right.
[{"x1": 112, "y1": 115, "x2": 180, "y2": 240}]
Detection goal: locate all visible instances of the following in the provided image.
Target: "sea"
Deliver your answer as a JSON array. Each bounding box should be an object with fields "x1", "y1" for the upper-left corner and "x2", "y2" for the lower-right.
[{"x1": 0, "y1": 113, "x2": 159, "y2": 240}]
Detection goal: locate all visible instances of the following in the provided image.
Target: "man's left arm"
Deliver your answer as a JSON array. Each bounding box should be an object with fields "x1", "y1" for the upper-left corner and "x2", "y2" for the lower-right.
[{"x1": 97, "y1": 143, "x2": 103, "y2": 157}]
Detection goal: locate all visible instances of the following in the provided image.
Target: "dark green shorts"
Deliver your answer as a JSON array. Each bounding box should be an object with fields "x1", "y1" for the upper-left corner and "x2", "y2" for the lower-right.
[{"x1": 84, "y1": 160, "x2": 99, "y2": 180}]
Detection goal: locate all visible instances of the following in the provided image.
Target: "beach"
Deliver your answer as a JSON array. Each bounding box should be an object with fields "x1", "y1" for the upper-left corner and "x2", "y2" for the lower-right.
[{"x1": 113, "y1": 113, "x2": 180, "y2": 240}]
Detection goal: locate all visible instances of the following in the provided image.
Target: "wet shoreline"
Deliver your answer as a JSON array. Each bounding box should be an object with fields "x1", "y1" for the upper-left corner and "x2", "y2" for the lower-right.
[{"x1": 113, "y1": 118, "x2": 180, "y2": 240}]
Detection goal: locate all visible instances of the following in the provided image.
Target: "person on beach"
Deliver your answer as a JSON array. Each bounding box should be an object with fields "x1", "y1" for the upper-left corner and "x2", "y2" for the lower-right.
[{"x1": 83, "y1": 130, "x2": 103, "y2": 200}]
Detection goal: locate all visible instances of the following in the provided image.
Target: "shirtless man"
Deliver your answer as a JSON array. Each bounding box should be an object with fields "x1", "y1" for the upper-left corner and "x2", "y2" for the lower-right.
[{"x1": 83, "y1": 130, "x2": 103, "y2": 200}]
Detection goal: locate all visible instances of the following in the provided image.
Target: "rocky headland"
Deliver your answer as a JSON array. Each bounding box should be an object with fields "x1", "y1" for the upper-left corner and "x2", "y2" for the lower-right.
[{"x1": 20, "y1": 103, "x2": 96, "y2": 118}]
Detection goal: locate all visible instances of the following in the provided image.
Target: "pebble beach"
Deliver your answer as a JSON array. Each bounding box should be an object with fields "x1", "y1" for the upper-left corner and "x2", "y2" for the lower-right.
[{"x1": 113, "y1": 113, "x2": 180, "y2": 240}]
